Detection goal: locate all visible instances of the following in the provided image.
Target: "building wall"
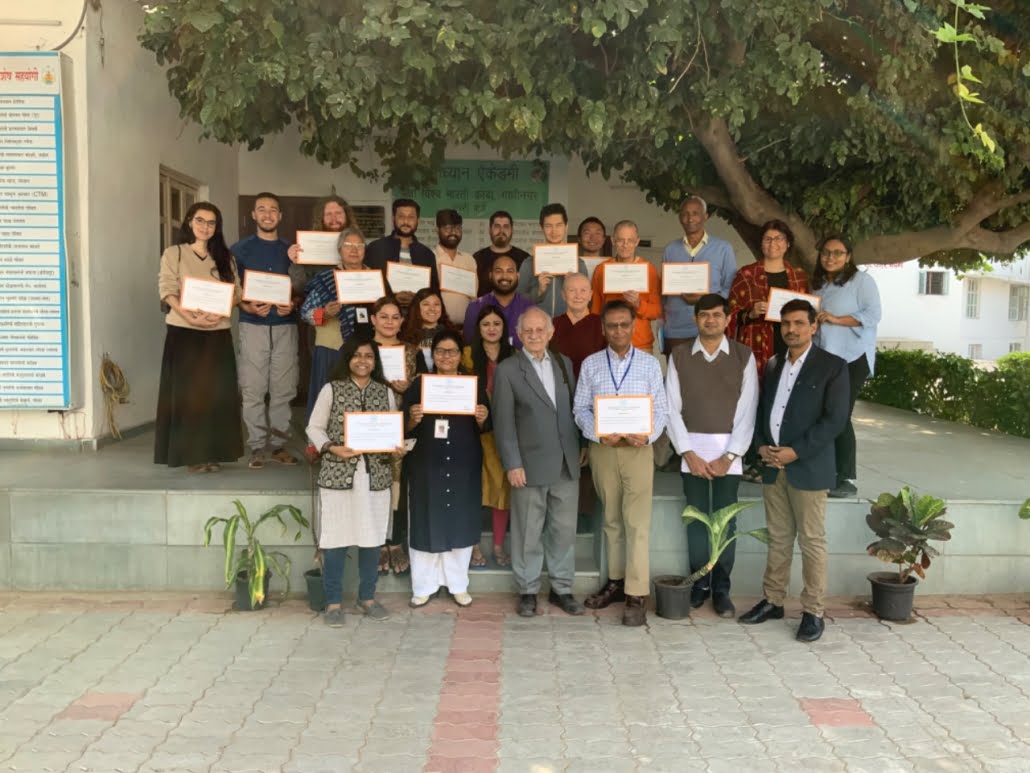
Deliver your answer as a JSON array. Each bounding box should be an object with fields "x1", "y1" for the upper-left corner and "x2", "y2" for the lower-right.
[{"x1": 0, "y1": 0, "x2": 239, "y2": 442}]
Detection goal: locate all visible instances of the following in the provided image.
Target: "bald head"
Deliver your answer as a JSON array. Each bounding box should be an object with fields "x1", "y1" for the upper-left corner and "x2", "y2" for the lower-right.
[{"x1": 562, "y1": 272, "x2": 592, "y2": 315}]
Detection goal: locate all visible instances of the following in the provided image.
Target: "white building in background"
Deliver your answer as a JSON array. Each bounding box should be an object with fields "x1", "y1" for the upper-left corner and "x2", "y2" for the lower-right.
[{"x1": 868, "y1": 255, "x2": 1030, "y2": 360}]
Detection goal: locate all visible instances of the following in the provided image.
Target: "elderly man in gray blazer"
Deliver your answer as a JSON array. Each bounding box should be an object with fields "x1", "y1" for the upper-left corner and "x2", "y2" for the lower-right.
[{"x1": 492, "y1": 305, "x2": 586, "y2": 617}]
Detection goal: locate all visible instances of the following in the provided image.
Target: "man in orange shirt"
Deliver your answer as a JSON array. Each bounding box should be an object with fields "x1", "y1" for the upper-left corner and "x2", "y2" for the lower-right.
[{"x1": 590, "y1": 220, "x2": 660, "y2": 352}]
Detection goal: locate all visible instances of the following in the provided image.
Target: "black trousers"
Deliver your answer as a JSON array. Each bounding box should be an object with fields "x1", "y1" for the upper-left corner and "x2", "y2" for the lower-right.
[
  {"x1": 835, "y1": 354, "x2": 870, "y2": 482},
  {"x1": 682, "y1": 473, "x2": 742, "y2": 594}
]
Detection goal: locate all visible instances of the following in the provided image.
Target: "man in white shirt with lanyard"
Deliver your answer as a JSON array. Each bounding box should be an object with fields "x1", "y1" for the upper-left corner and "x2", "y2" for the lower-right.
[{"x1": 573, "y1": 300, "x2": 668, "y2": 626}]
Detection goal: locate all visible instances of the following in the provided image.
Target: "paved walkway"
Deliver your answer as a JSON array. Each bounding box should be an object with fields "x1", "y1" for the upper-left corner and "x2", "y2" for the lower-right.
[{"x1": 0, "y1": 592, "x2": 1028, "y2": 772}]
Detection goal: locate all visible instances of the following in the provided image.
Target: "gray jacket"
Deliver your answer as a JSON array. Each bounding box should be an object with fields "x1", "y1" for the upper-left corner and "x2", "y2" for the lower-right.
[{"x1": 492, "y1": 350, "x2": 582, "y2": 487}]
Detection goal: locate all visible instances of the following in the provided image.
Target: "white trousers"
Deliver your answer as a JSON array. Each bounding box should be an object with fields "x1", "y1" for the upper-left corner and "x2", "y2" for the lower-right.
[{"x1": 409, "y1": 546, "x2": 473, "y2": 597}]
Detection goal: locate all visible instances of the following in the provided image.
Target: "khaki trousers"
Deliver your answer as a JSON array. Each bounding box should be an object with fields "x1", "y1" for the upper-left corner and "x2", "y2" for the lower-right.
[
  {"x1": 589, "y1": 442, "x2": 654, "y2": 597},
  {"x1": 761, "y1": 470, "x2": 828, "y2": 616}
]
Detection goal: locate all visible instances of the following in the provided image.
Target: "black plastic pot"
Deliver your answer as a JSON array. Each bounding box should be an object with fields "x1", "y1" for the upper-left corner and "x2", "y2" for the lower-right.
[
  {"x1": 305, "y1": 568, "x2": 326, "y2": 612},
  {"x1": 868, "y1": 571, "x2": 918, "y2": 621},
  {"x1": 653, "y1": 575, "x2": 693, "y2": 620},
  {"x1": 234, "y1": 570, "x2": 271, "y2": 611}
]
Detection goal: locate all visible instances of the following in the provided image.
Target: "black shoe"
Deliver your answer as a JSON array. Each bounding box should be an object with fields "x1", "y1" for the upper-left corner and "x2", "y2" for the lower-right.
[
  {"x1": 584, "y1": 579, "x2": 626, "y2": 609},
  {"x1": 690, "y1": 584, "x2": 710, "y2": 609},
  {"x1": 829, "y1": 480, "x2": 858, "y2": 498},
  {"x1": 738, "y1": 599, "x2": 785, "y2": 624},
  {"x1": 712, "y1": 593, "x2": 736, "y2": 618},
  {"x1": 796, "y1": 612, "x2": 825, "y2": 642},
  {"x1": 548, "y1": 590, "x2": 585, "y2": 615},
  {"x1": 517, "y1": 594, "x2": 537, "y2": 617}
]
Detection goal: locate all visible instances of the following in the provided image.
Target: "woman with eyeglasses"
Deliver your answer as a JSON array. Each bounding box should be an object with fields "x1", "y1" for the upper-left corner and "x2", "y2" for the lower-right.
[
  {"x1": 300, "y1": 227, "x2": 376, "y2": 420},
  {"x1": 726, "y1": 219, "x2": 810, "y2": 483},
  {"x1": 812, "y1": 236, "x2": 881, "y2": 499},
  {"x1": 403, "y1": 330, "x2": 490, "y2": 608},
  {"x1": 400, "y1": 287, "x2": 453, "y2": 372},
  {"x1": 155, "y1": 202, "x2": 244, "y2": 473}
]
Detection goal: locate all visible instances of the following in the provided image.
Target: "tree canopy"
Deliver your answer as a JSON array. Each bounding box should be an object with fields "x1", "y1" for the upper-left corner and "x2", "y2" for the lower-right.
[{"x1": 138, "y1": 0, "x2": 1030, "y2": 269}]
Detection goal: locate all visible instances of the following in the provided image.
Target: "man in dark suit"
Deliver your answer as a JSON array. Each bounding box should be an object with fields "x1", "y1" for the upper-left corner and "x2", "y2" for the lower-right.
[
  {"x1": 492, "y1": 306, "x2": 585, "y2": 618},
  {"x1": 364, "y1": 198, "x2": 439, "y2": 312},
  {"x1": 739, "y1": 299, "x2": 849, "y2": 642}
]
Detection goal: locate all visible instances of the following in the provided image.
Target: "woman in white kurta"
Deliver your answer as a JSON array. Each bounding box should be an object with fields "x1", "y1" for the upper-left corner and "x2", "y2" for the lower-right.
[{"x1": 306, "y1": 338, "x2": 404, "y2": 627}]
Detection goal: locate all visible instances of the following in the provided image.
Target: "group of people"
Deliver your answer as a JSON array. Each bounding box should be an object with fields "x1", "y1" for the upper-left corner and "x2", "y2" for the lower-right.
[{"x1": 154, "y1": 192, "x2": 881, "y2": 641}]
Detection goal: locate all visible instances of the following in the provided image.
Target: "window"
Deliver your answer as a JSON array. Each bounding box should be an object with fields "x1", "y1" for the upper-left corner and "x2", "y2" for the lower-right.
[
  {"x1": 965, "y1": 279, "x2": 980, "y2": 318},
  {"x1": 1009, "y1": 285, "x2": 1029, "y2": 322},
  {"x1": 968, "y1": 344, "x2": 983, "y2": 359},
  {"x1": 918, "y1": 270, "x2": 949, "y2": 295},
  {"x1": 1010, "y1": 343, "x2": 1023, "y2": 353},
  {"x1": 159, "y1": 167, "x2": 200, "y2": 252}
]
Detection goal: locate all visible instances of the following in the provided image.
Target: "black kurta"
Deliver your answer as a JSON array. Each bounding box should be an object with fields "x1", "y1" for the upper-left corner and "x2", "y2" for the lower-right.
[{"x1": 403, "y1": 375, "x2": 489, "y2": 553}]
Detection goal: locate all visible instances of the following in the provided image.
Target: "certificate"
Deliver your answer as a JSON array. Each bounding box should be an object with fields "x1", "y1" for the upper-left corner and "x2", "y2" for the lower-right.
[
  {"x1": 765, "y1": 288, "x2": 822, "y2": 322},
  {"x1": 421, "y1": 374, "x2": 478, "y2": 415},
  {"x1": 386, "y1": 262, "x2": 431, "y2": 294},
  {"x1": 241, "y1": 270, "x2": 291, "y2": 305},
  {"x1": 662, "y1": 263, "x2": 709, "y2": 295},
  {"x1": 378, "y1": 345, "x2": 407, "y2": 382},
  {"x1": 343, "y1": 412, "x2": 403, "y2": 453},
  {"x1": 295, "y1": 231, "x2": 343, "y2": 265},
  {"x1": 533, "y1": 243, "x2": 579, "y2": 275},
  {"x1": 439, "y1": 264, "x2": 477, "y2": 299},
  {"x1": 602, "y1": 262, "x2": 649, "y2": 294},
  {"x1": 180, "y1": 277, "x2": 235, "y2": 317},
  {"x1": 334, "y1": 269, "x2": 385, "y2": 303},
  {"x1": 594, "y1": 395, "x2": 654, "y2": 437}
]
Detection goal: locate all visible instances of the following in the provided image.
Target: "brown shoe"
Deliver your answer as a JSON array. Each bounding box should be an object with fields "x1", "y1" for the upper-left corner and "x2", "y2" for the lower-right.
[
  {"x1": 270, "y1": 448, "x2": 298, "y2": 465},
  {"x1": 584, "y1": 579, "x2": 626, "y2": 609},
  {"x1": 622, "y1": 595, "x2": 647, "y2": 627}
]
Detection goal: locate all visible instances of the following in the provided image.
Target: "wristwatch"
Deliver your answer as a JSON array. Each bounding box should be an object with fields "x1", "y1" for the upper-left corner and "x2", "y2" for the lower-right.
[{"x1": 724, "y1": 452, "x2": 739, "y2": 462}]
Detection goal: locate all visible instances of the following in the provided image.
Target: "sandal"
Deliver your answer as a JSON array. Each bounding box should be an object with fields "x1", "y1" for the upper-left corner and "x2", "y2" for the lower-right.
[
  {"x1": 742, "y1": 465, "x2": 762, "y2": 484},
  {"x1": 389, "y1": 544, "x2": 410, "y2": 576},
  {"x1": 187, "y1": 464, "x2": 208, "y2": 474},
  {"x1": 470, "y1": 544, "x2": 488, "y2": 569},
  {"x1": 493, "y1": 546, "x2": 510, "y2": 567},
  {"x1": 378, "y1": 546, "x2": 391, "y2": 576},
  {"x1": 205, "y1": 463, "x2": 222, "y2": 473}
]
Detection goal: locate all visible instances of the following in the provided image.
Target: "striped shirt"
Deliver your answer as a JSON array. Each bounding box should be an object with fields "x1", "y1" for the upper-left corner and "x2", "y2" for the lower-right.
[{"x1": 573, "y1": 346, "x2": 668, "y2": 444}]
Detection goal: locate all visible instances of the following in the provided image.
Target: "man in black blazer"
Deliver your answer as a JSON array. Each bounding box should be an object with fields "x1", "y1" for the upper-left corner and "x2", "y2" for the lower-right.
[
  {"x1": 364, "y1": 198, "x2": 439, "y2": 312},
  {"x1": 739, "y1": 299, "x2": 849, "y2": 642}
]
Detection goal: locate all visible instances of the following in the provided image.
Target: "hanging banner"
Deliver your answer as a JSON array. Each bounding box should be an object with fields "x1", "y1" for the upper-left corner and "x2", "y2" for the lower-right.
[{"x1": 0, "y1": 52, "x2": 69, "y2": 409}]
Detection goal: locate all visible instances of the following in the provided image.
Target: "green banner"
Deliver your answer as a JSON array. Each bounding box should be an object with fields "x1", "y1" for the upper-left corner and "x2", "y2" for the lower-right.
[{"x1": 394, "y1": 160, "x2": 550, "y2": 220}]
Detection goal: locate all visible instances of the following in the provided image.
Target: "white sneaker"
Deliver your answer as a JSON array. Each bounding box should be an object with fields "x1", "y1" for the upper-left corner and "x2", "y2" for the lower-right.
[
  {"x1": 453, "y1": 592, "x2": 472, "y2": 607},
  {"x1": 409, "y1": 595, "x2": 430, "y2": 608}
]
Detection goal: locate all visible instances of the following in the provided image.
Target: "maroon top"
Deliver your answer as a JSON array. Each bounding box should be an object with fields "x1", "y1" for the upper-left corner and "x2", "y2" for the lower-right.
[{"x1": 551, "y1": 312, "x2": 605, "y2": 378}]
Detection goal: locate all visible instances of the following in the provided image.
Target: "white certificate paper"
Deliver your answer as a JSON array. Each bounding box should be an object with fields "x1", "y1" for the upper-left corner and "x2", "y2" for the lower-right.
[
  {"x1": 334, "y1": 269, "x2": 386, "y2": 303},
  {"x1": 662, "y1": 263, "x2": 710, "y2": 295},
  {"x1": 378, "y1": 345, "x2": 407, "y2": 382},
  {"x1": 765, "y1": 288, "x2": 822, "y2": 322},
  {"x1": 602, "y1": 262, "x2": 649, "y2": 294},
  {"x1": 533, "y1": 244, "x2": 579, "y2": 275},
  {"x1": 439, "y1": 264, "x2": 477, "y2": 299},
  {"x1": 594, "y1": 395, "x2": 654, "y2": 436},
  {"x1": 386, "y1": 262, "x2": 431, "y2": 294},
  {"x1": 421, "y1": 374, "x2": 478, "y2": 415},
  {"x1": 242, "y1": 270, "x2": 291, "y2": 305},
  {"x1": 296, "y1": 231, "x2": 343, "y2": 265},
  {"x1": 343, "y1": 412, "x2": 403, "y2": 453},
  {"x1": 180, "y1": 277, "x2": 235, "y2": 317}
]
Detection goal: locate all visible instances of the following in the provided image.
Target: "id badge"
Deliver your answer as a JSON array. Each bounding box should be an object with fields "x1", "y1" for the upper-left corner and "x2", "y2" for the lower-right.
[
  {"x1": 356, "y1": 307, "x2": 369, "y2": 323},
  {"x1": 434, "y1": 419, "x2": 450, "y2": 439}
]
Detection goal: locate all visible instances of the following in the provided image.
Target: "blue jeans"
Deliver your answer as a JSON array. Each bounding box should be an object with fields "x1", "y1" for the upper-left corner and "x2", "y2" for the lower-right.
[{"x1": 322, "y1": 546, "x2": 380, "y2": 605}]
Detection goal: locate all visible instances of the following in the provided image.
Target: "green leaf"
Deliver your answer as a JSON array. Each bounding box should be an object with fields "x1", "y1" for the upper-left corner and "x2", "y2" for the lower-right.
[
  {"x1": 1020, "y1": 498, "x2": 1030, "y2": 520},
  {"x1": 187, "y1": 10, "x2": 223, "y2": 33},
  {"x1": 590, "y1": 20, "x2": 606, "y2": 39}
]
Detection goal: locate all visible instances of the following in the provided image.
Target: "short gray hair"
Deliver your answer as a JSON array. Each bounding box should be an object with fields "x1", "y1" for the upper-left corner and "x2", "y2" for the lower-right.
[
  {"x1": 679, "y1": 195, "x2": 708, "y2": 214},
  {"x1": 516, "y1": 306, "x2": 554, "y2": 335},
  {"x1": 336, "y1": 227, "x2": 366, "y2": 251},
  {"x1": 612, "y1": 219, "x2": 639, "y2": 236}
]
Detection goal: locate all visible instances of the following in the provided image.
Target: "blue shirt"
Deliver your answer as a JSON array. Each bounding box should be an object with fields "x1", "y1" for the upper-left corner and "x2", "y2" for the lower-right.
[
  {"x1": 230, "y1": 235, "x2": 296, "y2": 326},
  {"x1": 661, "y1": 234, "x2": 738, "y2": 338},
  {"x1": 462, "y1": 292, "x2": 537, "y2": 349},
  {"x1": 573, "y1": 346, "x2": 669, "y2": 444},
  {"x1": 813, "y1": 270, "x2": 882, "y2": 374}
]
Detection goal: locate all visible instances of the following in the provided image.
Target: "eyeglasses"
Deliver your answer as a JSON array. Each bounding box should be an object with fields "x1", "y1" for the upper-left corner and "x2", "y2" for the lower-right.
[
  {"x1": 762, "y1": 235, "x2": 786, "y2": 244},
  {"x1": 604, "y1": 321, "x2": 633, "y2": 330},
  {"x1": 820, "y1": 249, "x2": 849, "y2": 259},
  {"x1": 341, "y1": 242, "x2": 365, "y2": 250},
  {"x1": 192, "y1": 217, "x2": 217, "y2": 228},
  {"x1": 613, "y1": 238, "x2": 637, "y2": 245},
  {"x1": 433, "y1": 348, "x2": 461, "y2": 357}
]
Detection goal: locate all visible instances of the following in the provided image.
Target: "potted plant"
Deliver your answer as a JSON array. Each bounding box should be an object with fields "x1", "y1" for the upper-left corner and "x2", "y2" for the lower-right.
[
  {"x1": 866, "y1": 487, "x2": 954, "y2": 621},
  {"x1": 204, "y1": 499, "x2": 310, "y2": 611},
  {"x1": 1020, "y1": 498, "x2": 1029, "y2": 520},
  {"x1": 654, "y1": 501, "x2": 770, "y2": 620},
  {"x1": 302, "y1": 448, "x2": 326, "y2": 612}
]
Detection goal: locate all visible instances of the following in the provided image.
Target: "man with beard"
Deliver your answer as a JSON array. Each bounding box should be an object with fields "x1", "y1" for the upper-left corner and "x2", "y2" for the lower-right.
[
  {"x1": 462, "y1": 255, "x2": 537, "y2": 349},
  {"x1": 365, "y1": 198, "x2": 439, "y2": 312},
  {"x1": 473, "y1": 210, "x2": 531, "y2": 293},
  {"x1": 231, "y1": 192, "x2": 300, "y2": 468},
  {"x1": 433, "y1": 208, "x2": 478, "y2": 324}
]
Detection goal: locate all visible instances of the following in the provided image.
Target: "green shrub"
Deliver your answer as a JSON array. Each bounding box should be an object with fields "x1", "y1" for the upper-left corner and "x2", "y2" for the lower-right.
[{"x1": 861, "y1": 349, "x2": 1030, "y2": 438}]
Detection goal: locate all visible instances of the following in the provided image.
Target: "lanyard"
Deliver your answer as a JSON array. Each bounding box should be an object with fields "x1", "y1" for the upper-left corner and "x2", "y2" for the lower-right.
[{"x1": 606, "y1": 347, "x2": 634, "y2": 395}]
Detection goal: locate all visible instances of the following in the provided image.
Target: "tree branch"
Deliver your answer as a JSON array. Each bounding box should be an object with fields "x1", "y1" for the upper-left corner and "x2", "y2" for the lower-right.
[{"x1": 855, "y1": 221, "x2": 1030, "y2": 265}]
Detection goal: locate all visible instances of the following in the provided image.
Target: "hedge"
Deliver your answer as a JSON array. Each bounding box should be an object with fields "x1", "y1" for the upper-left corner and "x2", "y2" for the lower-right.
[{"x1": 860, "y1": 349, "x2": 1030, "y2": 439}]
